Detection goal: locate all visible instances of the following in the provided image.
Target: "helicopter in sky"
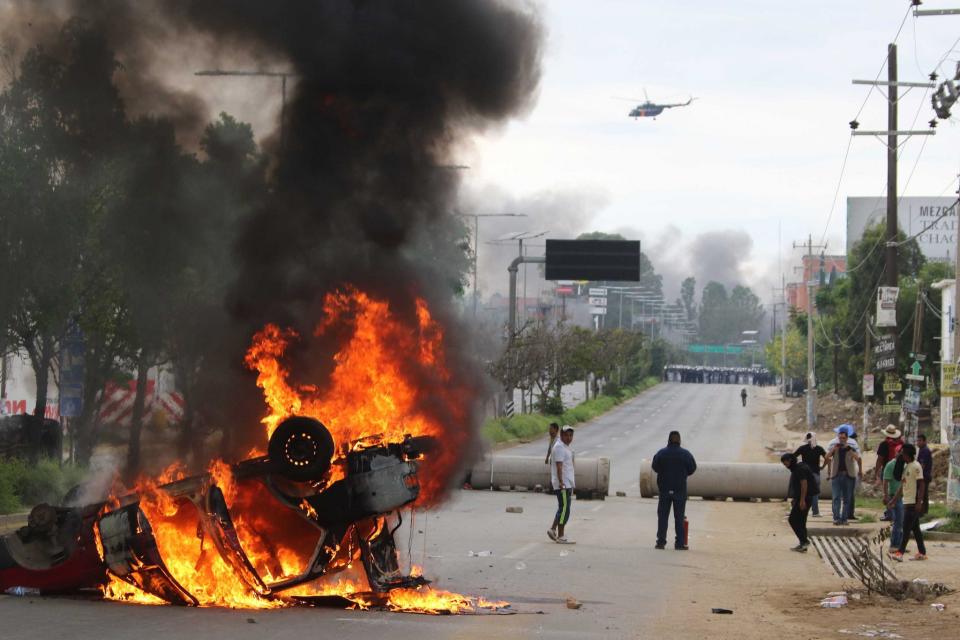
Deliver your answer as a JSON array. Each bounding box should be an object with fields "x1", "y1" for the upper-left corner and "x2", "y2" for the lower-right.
[{"x1": 618, "y1": 90, "x2": 695, "y2": 119}]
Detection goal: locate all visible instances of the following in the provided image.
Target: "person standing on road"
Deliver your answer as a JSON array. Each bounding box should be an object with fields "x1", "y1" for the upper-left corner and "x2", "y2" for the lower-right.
[
  {"x1": 547, "y1": 425, "x2": 576, "y2": 544},
  {"x1": 651, "y1": 431, "x2": 697, "y2": 550},
  {"x1": 889, "y1": 443, "x2": 927, "y2": 562},
  {"x1": 824, "y1": 427, "x2": 860, "y2": 526},
  {"x1": 794, "y1": 432, "x2": 826, "y2": 517},
  {"x1": 917, "y1": 433, "x2": 933, "y2": 515},
  {"x1": 781, "y1": 452, "x2": 816, "y2": 552},
  {"x1": 740, "y1": 388, "x2": 748, "y2": 407},
  {"x1": 874, "y1": 425, "x2": 903, "y2": 521},
  {"x1": 882, "y1": 450, "x2": 905, "y2": 551},
  {"x1": 545, "y1": 422, "x2": 559, "y2": 465}
]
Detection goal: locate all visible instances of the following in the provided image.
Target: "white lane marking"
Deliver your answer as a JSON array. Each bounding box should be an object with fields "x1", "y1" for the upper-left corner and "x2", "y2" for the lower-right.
[{"x1": 504, "y1": 541, "x2": 541, "y2": 559}]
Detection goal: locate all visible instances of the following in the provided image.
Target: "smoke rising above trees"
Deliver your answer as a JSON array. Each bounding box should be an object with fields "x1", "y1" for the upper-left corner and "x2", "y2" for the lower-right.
[{"x1": 0, "y1": 2, "x2": 545, "y2": 479}]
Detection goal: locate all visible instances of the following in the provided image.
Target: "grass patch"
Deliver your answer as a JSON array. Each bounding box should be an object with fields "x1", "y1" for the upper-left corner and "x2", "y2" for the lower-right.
[
  {"x1": 0, "y1": 458, "x2": 87, "y2": 514},
  {"x1": 481, "y1": 376, "x2": 659, "y2": 444},
  {"x1": 938, "y1": 514, "x2": 960, "y2": 533}
]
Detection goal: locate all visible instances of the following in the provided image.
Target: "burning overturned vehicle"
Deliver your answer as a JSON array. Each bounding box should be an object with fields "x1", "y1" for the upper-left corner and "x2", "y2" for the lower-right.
[
  {"x1": 2, "y1": 291, "x2": 497, "y2": 613},
  {"x1": 2, "y1": 416, "x2": 435, "y2": 607}
]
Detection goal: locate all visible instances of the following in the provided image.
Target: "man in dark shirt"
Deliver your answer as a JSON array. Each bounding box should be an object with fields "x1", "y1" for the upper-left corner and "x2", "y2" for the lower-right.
[
  {"x1": 917, "y1": 433, "x2": 933, "y2": 515},
  {"x1": 793, "y1": 432, "x2": 826, "y2": 517},
  {"x1": 781, "y1": 452, "x2": 816, "y2": 552},
  {"x1": 651, "y1": 431, "x2": 697, "y2": 550}
]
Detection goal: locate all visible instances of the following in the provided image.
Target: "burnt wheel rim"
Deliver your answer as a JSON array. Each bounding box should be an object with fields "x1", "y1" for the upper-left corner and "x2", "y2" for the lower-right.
[{"x1": 283, "y1": 431, "x2": 320, "y2": 468}]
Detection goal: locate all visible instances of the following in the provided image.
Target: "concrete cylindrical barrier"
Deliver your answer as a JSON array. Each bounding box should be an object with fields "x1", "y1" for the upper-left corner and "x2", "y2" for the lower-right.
[
  {"x1": 639, "y1": 459, "x2": 833, "y2": 500},
  {"x1": 469, "y1": 455, "x2": 610, "y2": 499}
]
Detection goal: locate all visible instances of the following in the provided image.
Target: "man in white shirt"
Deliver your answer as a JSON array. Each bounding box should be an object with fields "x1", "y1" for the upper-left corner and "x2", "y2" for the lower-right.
[{"x1": 547, "y1": 425, "x2": 576, "y2": 544}]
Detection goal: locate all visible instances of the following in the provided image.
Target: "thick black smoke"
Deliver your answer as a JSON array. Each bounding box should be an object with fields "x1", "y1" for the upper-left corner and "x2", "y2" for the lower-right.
[
  {"x1": 166, "y1": 1, "x2": 544, "y2": 457},
  {"x1": 2, "y1": 1, "x2": 543, "y2": 464}
]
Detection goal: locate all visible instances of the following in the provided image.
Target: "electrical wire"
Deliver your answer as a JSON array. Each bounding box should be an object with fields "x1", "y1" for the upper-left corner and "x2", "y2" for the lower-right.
[{"x1": 818, "y1": 4, "x2": 916, "y2": 249}]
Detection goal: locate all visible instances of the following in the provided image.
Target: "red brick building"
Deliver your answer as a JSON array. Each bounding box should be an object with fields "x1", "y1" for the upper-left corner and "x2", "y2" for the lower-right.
[{"x1": 786, "y1": 254, "x2": 847, "y2": 314}]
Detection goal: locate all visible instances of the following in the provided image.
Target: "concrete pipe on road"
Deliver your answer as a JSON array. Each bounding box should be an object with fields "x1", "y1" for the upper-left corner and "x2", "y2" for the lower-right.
[
  {"x1": 469, "y1": 455, "x2": 610, "y2": 499},
  {"x1": 638, "y1": 459, "x2": 833, "y2": 500}
]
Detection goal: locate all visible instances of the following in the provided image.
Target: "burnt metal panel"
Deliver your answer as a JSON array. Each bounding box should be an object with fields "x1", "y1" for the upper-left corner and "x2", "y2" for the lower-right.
[{"x1": 97, "y1": 504, "x2": 198, "y2": 606}]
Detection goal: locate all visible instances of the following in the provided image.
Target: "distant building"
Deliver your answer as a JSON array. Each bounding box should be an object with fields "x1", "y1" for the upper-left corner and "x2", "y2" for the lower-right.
[{"x1": 786, "y1": 254, "x2": 847, "y2": 314}]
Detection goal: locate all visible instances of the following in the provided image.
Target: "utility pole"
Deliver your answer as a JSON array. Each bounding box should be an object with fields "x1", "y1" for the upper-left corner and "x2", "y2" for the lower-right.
[
  {"x1": 793, "y1": 235, "x2": 826, "y2": 428},
  {"x1": 851, "y1": 45, "x2": 935, "y2": 429},
  {"x1": 864, "y1": 316, "x2": 872, "y2": 450},
  {"x1": 886, "y1": 44, "x2": 898, "y2": 290},
  {"x1": 457, "y1": 213, "x2": 526, "y2": 317},
  {"x1": 781, "y1": 274, "x2": 788, "y2": 400}
]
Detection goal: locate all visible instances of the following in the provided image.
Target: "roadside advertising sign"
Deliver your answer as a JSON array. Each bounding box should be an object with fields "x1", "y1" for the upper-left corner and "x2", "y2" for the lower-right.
[
  {"x1": 876, "y1": 287, "x2": 899, "y2": 327},
  {"x1": 862, "y1": 374, "x2": 874, "y2": 397},
  {"x1": 942, "y1": 363, "x2": 960, "y2": 397},
  {"x1": 873, "y1": 334, "x2": 896, "y2": 371}
]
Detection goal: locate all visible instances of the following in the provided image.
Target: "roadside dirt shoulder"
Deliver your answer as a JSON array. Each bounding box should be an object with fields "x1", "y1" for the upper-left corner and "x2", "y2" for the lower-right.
[{"x1": 649, "y1": 388, "x2": 959, "y2": 640}]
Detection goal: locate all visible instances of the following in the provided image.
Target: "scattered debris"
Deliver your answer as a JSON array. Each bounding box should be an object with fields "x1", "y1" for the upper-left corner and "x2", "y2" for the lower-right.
[
  {"x1": 505, "y1": 506, "x2": 523, "y2": 514},
  {"x1": 565, "y1": 597, "x2": 582, "y2": 610},
  {"x1": 514, "y1": 562, "x2": 526, "y2": 570},
  {"x1": 615, "y1": 491, "x2": 627, "y2": 497},
  {"x1": 838, "y1": 625, "x2": 902, "y2": 638},
  {"x1": 710, "y1": 608, "x2": 733, "y2": 614},
  {"x1": 931, "y1": 603, "x2": 945, "y2": 611},
  {"x1": 246, "y1": 618, "x2": 256, "y2": 624},
  {"x1": 468, "y1": 550, "x2": 493, "y2": 557},
  {"x1": 820, "y1": 595, "x2": 848, "y2": 608},
  {"x1": 559, "y1": 550, "x2": 569, "y2": 557}
]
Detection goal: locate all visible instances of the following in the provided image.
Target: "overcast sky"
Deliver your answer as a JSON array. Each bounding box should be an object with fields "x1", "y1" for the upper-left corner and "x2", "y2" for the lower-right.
[{"x1": 460, "y1": 0, "x2": 960, "y2": 302}]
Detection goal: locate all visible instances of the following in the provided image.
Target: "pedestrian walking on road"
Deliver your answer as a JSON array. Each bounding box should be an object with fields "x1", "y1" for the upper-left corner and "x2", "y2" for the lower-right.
[
  {"x1": 545, "y1": 422, "x2": 559, "y2": 465},
  {"x1": 824, "y1": 427, "x2": 860, "y2": 526},
  {"x1": 651, "y1": 431, "x2": 697, "y2": 550},
  {"x1": 889, "y1": 443, "x2": 927, "y2": 562},
  {"x1": 740, "y1": 388, "x2": 748, "y2": 407},
  {"x1": 547, "y1": 425, "x2": 576, "y2": 544},
  {"x1": 794, "y1": 432, "x2": 826, "y2": 517},
  {"x1": 882, "y1": 451, "x2": 905, "y2": 551},
  {"x1": 781, "y1": 452, "x2": 816, "y2": 552}
]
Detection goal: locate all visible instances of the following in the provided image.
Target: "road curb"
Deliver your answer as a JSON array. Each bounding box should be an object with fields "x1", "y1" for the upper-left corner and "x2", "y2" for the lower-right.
[{"x1": 0, "y1": 511, "x2": 29, "y2": 530}]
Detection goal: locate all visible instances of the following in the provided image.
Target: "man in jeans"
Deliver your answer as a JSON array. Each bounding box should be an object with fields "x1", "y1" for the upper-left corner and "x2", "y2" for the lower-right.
[
  {"x1": 889, "y1": 443, "x2": 927, "y2": 562},
  {"x1": 882, "y1": 451, "x2": 905, "y2": 551},
  {"x1": 824, "y1": 428, "x2": 860, "y2": 525},
  {"x1": 652, "y1": 431, "x2": 697, "y2": 550},
  {"x1": 781, "y1": 452, "x2": 816, "y2": 552}
]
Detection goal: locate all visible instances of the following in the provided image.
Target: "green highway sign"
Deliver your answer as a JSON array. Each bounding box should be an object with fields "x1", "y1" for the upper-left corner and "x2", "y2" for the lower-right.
[{"x1": 688, "y1": 344, "x2": 744, "y2": 354}]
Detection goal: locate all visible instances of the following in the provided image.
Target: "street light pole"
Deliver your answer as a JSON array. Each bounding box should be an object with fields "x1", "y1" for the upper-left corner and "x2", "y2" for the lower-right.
[{"x1": 458, "y1": 213, "x2": 526, "y2": 317}]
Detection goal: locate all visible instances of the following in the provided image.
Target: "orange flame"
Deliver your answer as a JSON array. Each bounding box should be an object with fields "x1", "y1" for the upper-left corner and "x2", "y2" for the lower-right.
[
  {"x1": 244, "y1": 287, "x2": 470, "y2": 503},
  {"x1": 99, "y1": 288, "x2": 488, "y2": 613}
]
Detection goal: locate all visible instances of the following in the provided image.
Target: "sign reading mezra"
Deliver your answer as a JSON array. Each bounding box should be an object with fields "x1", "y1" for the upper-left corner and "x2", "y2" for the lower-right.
[{"x1": 847, "y1": 196, "x2": 956, "y2": 262}]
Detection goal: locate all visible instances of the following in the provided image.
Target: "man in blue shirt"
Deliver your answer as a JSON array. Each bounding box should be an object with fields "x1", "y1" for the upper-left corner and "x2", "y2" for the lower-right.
[{"x1": 651, "y1": 431, "x2": 697, "y2": 550}]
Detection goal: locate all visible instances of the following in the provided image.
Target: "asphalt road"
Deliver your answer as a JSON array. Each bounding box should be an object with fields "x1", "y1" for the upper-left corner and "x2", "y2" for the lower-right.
[{"x1": 1, "y1": 382, "x2": 756, "y2": 640}]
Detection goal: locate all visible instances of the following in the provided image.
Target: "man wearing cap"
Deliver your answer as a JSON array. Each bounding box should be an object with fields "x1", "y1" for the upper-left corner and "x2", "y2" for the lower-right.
[
  {"x1": 824, "y1": 426, "x2": 861, "y2": 525},
  {"x1": 652, "y1": 431, "x2": 697, "y2": 550},
  {"x1": 547, "y1": 425, "x2": 576, "y2": 544},
  {"x1": 874, "y1": 425, "x2": 904, "y2": 520}
]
